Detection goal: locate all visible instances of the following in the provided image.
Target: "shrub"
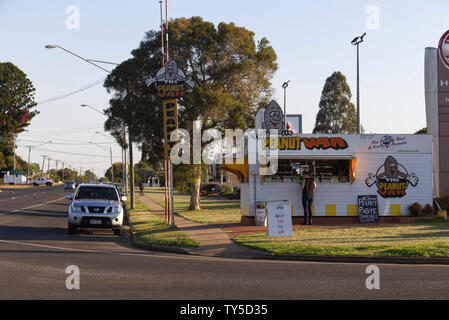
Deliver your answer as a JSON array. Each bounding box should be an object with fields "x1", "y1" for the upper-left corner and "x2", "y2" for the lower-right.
[
  {"x1": 423, "y1": 204, "x2": 435, "y2": 216},
  {"x1": 408, "y1": 202, "x2": 423, "y2": 216}
]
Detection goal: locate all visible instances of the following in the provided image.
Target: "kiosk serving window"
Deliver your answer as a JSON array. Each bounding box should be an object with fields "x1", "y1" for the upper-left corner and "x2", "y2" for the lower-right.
[{"x1": 263, "y1": 159, "x2": 350, "y2": 183}]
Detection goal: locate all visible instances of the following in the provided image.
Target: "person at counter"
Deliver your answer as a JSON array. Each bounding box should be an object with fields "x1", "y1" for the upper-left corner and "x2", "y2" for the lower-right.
[{"x1": 301, "y1": 171, "x2": 316, "y2": 225}]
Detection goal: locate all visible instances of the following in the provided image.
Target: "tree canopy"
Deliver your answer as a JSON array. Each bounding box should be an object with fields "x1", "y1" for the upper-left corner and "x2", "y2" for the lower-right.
[
  {"x1": 104, "y1": 16, "x2": 278, "y2": 209},
  {"x1": 0, "y1": 62, "x2": 38, "y2": 170},
  {"x1": 313, "y1": 71, "x2": 357, "y2": 134}
]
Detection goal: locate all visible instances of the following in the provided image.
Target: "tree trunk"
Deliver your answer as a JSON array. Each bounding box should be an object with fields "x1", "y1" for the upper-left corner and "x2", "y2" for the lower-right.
[{"x1": 190, "y1": 175, "x2": 201, "y2": 210}]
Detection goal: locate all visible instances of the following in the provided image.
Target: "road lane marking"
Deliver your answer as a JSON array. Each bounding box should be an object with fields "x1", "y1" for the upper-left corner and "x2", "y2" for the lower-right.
[{"x1": 0, "y1": 197, "x2": 66, "y2": 216}]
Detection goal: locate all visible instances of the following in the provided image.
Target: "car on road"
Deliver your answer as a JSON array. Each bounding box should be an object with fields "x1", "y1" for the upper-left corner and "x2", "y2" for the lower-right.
[
  {"x1": 66, "y1": 183, "x2": 127, "y2": 235},
  {"x1": 30, "y1": 177, "x2": 53, "y2": 186},
  {"x1": 200, "y1": 184, "x2": 223, "y2": 196},
  {"x1": 64, "y1": 180, "x2": 76, "y2": 190}
]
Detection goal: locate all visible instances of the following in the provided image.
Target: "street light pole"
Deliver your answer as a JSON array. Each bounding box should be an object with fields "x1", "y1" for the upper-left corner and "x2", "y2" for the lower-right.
[
  {"x1": 351, "y1": 33, "x2": 366, "y2": 134},
  {"x1": 89, "y1": 142, "x2": 114, "y2": 184},
  {"x1": 45, "y1": 45, "x2": 113, "y2": 73},
  {"x1": 282, "y1": 81, "x2": 290, "y2": 130}
]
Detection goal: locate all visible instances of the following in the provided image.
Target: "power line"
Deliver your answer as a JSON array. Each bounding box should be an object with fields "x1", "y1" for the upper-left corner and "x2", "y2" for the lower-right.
[
  {"x1": 17, "y1": 146, "x2": 122, "y2": 159},
  {"x1": 36, "y1": 79, "x2": 105, "y2": 105},
  {"x1": 17, "y1": 138, "x2": 114, "y2": 146}
]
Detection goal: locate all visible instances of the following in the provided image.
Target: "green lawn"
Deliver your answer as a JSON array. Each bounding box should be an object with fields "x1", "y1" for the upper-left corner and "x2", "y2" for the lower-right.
[
  {"x1": 233, "y1": 220, "x2": 449, "y2": 257},
  {"x1": 128, "y1": 196, "x2": 200, "y2": 248},
  {"x1": 145, "y1": 187, "x2": 241, "y2": 223}
]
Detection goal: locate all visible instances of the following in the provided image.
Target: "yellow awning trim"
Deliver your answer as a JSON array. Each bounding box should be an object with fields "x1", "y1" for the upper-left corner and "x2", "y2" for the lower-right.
[
  {"x1": 220, "y1": 157, "x2": 248, "y2": 182},
  {"x1": 350, "y1": 157, "x2": 357, "y2": 184}
]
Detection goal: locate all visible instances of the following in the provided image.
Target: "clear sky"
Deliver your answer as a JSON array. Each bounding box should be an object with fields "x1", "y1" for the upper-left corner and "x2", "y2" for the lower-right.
[{"x1": 1, "y1": 0, "x2": 448, "y2": 177}]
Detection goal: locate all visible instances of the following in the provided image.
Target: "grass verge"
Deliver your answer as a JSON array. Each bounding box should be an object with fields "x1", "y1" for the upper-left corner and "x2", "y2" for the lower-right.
[
  {"x1": 232, "y1": 220, "x2": 449, "y2": 257},
  {"x1": 145, "y1": 187, "x2": 241, "y2": 223},
  {"x1": 128, "y1": 196, "x2": 200, "y2": 248}
]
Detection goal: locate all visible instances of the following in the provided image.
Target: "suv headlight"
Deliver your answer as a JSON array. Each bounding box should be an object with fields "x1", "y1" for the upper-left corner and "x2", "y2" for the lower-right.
[
  {"x1": 110, "y1": 206, "x2": 122, "y2": 214},
  {"x1": 72, "y1": 205, "x2": 82, "y2": 213}
]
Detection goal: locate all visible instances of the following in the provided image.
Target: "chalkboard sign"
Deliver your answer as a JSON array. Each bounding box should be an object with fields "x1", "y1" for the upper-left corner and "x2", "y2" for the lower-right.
[{"x1": 357, "y1": 195, "x2": 379, "y2": 223}]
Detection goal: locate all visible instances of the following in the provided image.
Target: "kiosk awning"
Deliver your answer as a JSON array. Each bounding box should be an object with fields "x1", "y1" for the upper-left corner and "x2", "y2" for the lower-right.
[{"x1": 220, "y1": 158, "x2": 248, "y2": 182}]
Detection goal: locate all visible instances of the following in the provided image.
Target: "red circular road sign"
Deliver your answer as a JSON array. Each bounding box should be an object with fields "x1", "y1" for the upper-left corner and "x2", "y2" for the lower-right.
[{"x1": 439, "y1": 30, "x2": 449, "y2": 69}]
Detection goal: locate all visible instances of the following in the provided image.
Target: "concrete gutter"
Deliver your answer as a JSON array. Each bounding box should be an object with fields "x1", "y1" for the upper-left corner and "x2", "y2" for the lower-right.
[{"x1": 262, "y1": 253, "x2": 449, "y2": 265}]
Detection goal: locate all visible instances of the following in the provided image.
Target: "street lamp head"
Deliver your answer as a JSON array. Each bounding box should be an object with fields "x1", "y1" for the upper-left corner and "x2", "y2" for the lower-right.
[
  {"x1": 351, "y1": 33, "x2": 367, "y2": 45},
  {"x1": 351, "y1": 37, "x2": 360, "y2": 45},
  {"x1": 45, "y1": 45, "x2": 58, "y2": 49},
  {"x1": 282, "y1": 80, "x2": 290, "y2": 89},
  {"x1": 80, "y1": 104, "x2": 88, "y2": 107}
]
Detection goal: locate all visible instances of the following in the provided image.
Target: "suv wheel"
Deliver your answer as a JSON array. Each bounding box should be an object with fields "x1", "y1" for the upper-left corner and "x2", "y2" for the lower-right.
[
  {"x1": 113, "y1": 227, "x2": 122, "y2": 236},
  {"x1": 46, "y1": 182, "x2": 52, "y2": 186},
  {"x1": 68, "y1": 223, "x2": 77, "y2": 234}
]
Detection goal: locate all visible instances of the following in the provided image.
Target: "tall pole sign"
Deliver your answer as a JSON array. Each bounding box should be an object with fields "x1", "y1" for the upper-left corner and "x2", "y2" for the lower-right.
[
  {"x1": 146, "y1": 59, "x2": 194, "y2": 227},
  {"x1": 163, "y1": 99, "x2": 179, "y2": 160}
]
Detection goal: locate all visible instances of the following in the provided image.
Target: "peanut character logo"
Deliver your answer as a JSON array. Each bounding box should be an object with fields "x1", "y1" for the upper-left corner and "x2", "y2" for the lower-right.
[
  {"x1": 365, "y1": 156, "x2": 419, "y2": 198},
  {"x1": 262, "y1": 101, "x2": 284, "y2": 133}
]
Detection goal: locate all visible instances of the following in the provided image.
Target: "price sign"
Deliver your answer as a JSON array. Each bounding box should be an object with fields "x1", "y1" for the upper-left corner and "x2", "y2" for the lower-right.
[
  {"x1": 266, "y1": 200, "x2": 293, "y2": 237},
  {"x1": 358, "y1": 195, "x2": 379, "y2": 223}
]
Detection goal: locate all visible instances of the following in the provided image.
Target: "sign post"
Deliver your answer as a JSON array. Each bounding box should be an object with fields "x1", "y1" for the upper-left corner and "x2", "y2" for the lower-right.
[{"x1": 146, "y1": 59, "x2": 194, "y2": 227}]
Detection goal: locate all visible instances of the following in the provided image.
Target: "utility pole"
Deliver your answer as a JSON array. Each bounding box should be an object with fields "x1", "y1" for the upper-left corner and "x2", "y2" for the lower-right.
[
  {"x1": 40, "y1": 155, "x2": 46, "y2": 178},
  {"x1": 47, "y1": 157, "x2": 51, "y2": 178},
  {"x1": 123, "y1": 128, "x2": 127, "y2": 194},
  {"x1": 129, "y1": 133, "x2": 134, "y2": 209},
  {"x1": 27, "y1": 146, "x2": 31, "y2": 184},
  {"x1": 12, "y1": 135, "x2": 16, "y2": 185},
  {"x1": 110, "y1": 147, "x2": 114, "y2": 184}
]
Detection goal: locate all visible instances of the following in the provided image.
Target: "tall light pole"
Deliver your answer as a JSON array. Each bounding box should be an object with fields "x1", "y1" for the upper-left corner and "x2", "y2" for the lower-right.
[
  {"x1": 47, "y1": 45, "x2": 132, "y2": 206},
  {"x1": 351, "y1": 32, "x2": 366, "y2": 134},
  {"x1": 282, "y1": 81, "x2": 290, "y2": 130},
  {"x1": 96, "y1": 131, "x2": 127, "y2": 192},
  {"x1": 45, "y1": 45, "x2": 117, "y2": 73},
  {"x1": 90, "y1": 142, "x2": 114, "y2": 184},
  {"x1": 80, "y1": 104, "x2": 105, "y2": 115}
]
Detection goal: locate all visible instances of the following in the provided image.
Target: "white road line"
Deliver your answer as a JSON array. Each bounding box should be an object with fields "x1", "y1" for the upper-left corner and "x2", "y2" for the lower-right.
[{"x1": 0, "y1": 197, "x2": 65, "y2": 216}]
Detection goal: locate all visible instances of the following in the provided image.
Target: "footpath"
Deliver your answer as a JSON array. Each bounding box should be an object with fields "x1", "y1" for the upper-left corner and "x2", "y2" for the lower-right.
[{"x1": 136, "y1": 195, "x2": 269, "y2": 259}]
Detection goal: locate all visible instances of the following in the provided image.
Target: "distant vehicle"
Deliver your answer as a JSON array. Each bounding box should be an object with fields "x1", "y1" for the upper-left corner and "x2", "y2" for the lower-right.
[
  {"x1": 75, "y1": 180, "x2": 83, "y2": 188},
  {"x1": 200, "y1": 184, "x2": 222, "y2": 196},
  {"x1": 30, "y1": 177, "x2": 53, "y2": 186},
  {"x1": 66, "y1": 183, "x2": 127, "y2": 235},
  {"x1": 64, "y1": 180, "x2": 76, "y2": 190}
]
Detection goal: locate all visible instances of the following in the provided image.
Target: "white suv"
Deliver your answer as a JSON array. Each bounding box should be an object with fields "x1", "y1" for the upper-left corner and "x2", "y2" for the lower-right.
[
  {"x1": 31, "y1": 177, "x2": 53, "y2": 186},
  {"x1": 66, "y1": 184, "x2": 127, "y2": 235}
]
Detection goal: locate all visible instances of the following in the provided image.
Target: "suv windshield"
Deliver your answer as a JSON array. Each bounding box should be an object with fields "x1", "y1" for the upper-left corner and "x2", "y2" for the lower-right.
[{"x1": 75, "y1": 186, "x2": 118, "y2": 201}]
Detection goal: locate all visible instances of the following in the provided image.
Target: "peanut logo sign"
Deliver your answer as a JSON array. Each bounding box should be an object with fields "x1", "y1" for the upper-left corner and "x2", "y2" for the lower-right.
[
  {"x1": 365, "y1": 156, "x2": 419, "y2": 198},
  {"x1": 145, "y1": 59, "x2": 194, "y2": 98}
]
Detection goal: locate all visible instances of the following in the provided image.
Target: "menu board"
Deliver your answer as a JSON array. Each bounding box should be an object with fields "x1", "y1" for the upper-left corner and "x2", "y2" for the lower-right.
[
  {"x1": 357, "y1": 195, "x2": 379, "y2": 223},
  {"x1": 266, "y1": 200, "x2": 293, "y2": 237}
]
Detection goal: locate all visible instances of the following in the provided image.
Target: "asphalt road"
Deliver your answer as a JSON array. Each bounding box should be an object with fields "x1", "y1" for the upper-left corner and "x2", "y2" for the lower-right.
[{"x1": 1, "y1": 185, "x2": 449, "y2": 300}]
